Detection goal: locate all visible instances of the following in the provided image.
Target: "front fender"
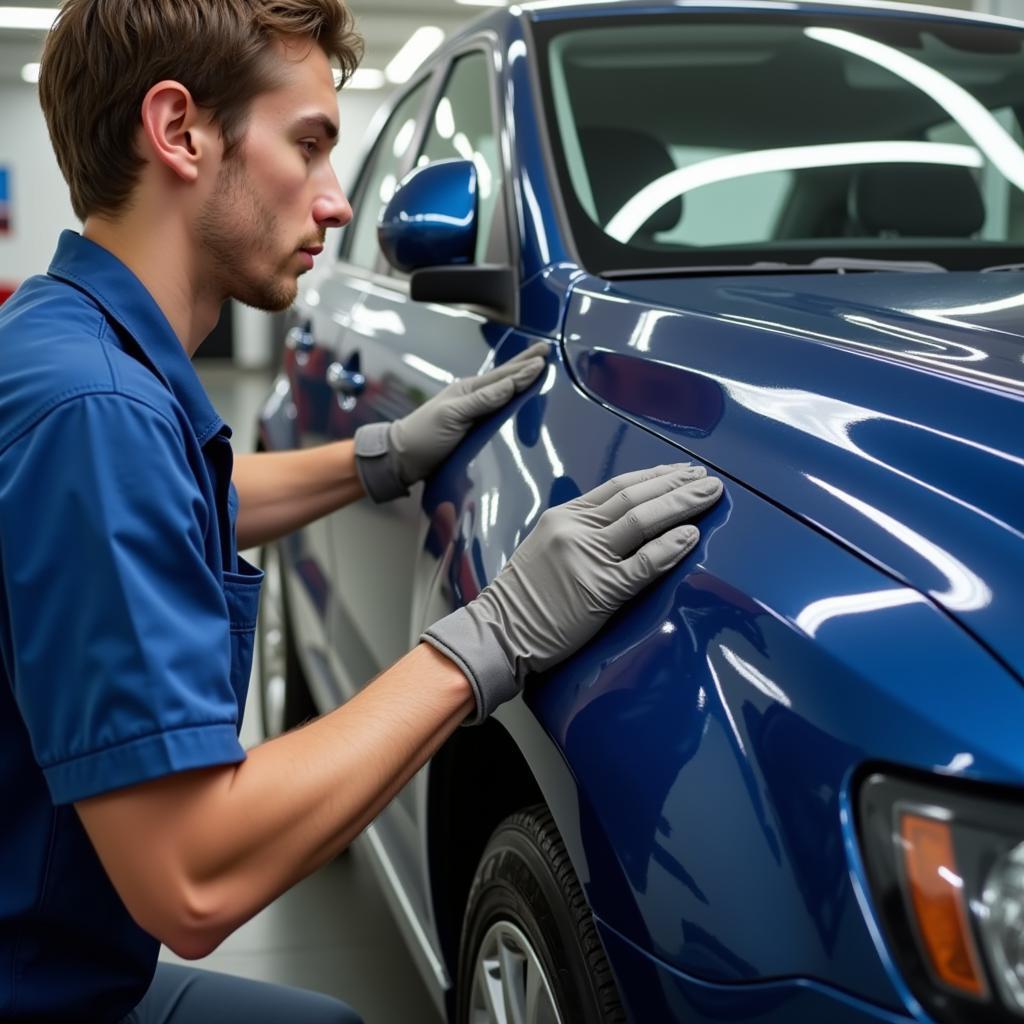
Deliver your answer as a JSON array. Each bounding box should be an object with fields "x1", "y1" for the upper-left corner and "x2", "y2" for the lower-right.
[{"x1": 414, "y1": 336, "x2": 1024, "y2": 1015}]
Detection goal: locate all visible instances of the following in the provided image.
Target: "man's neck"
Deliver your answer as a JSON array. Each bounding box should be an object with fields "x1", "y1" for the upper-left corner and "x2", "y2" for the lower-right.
[{"x1": 82, "y1": 215, "x2": 223, "y2": 357}]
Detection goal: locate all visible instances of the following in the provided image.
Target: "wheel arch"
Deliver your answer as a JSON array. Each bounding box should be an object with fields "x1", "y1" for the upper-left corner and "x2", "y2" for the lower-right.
[{"x1": 426, "y1": 714, "x2": 545, "y2": 997}]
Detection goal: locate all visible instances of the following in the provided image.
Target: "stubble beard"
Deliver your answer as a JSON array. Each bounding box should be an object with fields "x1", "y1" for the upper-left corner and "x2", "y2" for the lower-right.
[{"x1": 197, "y1": 156, "x2": 298, "y2": 314}]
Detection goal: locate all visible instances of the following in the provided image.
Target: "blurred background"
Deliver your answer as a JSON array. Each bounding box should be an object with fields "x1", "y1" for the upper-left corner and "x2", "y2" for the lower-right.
[{"x1": 0, "y1": 0, "x2": 1010, "y2": 366}]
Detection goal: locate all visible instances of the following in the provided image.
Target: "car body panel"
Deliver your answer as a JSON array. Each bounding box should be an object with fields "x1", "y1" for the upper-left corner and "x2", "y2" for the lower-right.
[
  {"x1": 256, "y1": 3, "x2": 1024, "y2": 1021},
  {"x1": 565, "y1": 272, "x2": 1024, "y2": 677},
  {"x1": 414, "y1": 330, "x2": 1024, "y2": 1010}
]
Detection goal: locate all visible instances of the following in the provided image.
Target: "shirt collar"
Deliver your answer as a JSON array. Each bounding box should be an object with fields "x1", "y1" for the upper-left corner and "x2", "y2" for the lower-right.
[{"x1": 47, "y1": 229, "x2": 227, "y2": 444}]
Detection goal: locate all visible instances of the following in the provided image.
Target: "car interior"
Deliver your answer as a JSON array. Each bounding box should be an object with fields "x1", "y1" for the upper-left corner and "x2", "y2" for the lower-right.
[{"x1": 541, "y1": 16, "x2": 1024, "y2": 269}]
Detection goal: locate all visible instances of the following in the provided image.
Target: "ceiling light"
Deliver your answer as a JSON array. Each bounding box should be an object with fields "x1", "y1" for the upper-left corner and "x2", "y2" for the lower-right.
[
  {"x1": 0, "y1": 7, "x2": 57, "y2": 30},
  {"x1": 386, "y1": 27, "x2": 444, "y2": 84},
  {"x1": 336, "y1": 67, "x2": 386, "y2": 90},
  {"x1": 21, "y1": 62, "x2": 40, "y2": 84}
]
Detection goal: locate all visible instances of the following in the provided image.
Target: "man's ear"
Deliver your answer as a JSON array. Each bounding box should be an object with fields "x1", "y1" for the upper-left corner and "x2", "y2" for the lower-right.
[{"x1": 139, "y1": 80, "x2": 220, "y2": 183}]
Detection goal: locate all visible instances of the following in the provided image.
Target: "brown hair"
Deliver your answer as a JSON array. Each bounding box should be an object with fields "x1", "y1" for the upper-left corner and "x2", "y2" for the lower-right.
[{"x1": 38, "y1": 0, "x2": 362, "y2": 221}]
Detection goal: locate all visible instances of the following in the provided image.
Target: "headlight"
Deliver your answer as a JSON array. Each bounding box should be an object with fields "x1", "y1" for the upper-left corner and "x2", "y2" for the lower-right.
[
  {"x1": 981, "y1": 841, "x2": 1024, "y2": 1013},
  {"x1": 859, "y1": 771, "x2": 1024, "y2": 1023}
]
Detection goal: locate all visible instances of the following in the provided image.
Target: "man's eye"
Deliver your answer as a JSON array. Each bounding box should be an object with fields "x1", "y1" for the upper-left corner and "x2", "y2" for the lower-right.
[{"x1": 299, "y1": 140, "x2": 318, "y2": 157}]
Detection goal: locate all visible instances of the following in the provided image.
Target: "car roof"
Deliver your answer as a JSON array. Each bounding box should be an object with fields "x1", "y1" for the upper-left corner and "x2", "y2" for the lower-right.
[{"x1": 514, "y1": 0, "x2": 1024, "y2": 30}]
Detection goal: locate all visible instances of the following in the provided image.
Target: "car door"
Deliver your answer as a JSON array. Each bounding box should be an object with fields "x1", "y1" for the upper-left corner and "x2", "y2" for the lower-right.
[
  {"x1": 328, "y1": 45, "x2": 514, "y2": 689},
  {"x1": 292, "y1": 75, "x2": 433, "y2": 705},
  {"x1": 321, "y1": 43, "x2": 527, "y2": 950}
]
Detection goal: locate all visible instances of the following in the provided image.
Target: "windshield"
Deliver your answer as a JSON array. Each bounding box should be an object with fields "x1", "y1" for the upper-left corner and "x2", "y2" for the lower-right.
[{"x1": 535, "y1": 12, "x2": 1024, "y2": 274}]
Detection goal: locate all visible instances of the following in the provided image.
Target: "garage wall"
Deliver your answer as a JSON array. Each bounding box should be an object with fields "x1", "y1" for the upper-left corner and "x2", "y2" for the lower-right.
[{"x1": 0, "y1": 82, "x2": 77, "y2": 287}]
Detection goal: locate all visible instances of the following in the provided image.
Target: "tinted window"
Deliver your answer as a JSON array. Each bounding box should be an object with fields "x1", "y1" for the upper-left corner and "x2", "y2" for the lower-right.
[
  {"x1": 416, "y1": 52, "x2": 503, "y2": 265},
  {"x1": 346, "y1": 81, "x2": 428, "y2": 270}
]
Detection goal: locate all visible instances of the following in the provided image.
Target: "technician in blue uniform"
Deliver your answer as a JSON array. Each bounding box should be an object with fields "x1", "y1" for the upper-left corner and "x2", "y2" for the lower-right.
[{"x1": 0, "y1": 1, "x2": 723, "y2": 1021}]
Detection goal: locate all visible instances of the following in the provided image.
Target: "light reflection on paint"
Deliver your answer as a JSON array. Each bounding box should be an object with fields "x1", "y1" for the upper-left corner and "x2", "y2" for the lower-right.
[
  {"x1": 521, "y1": 171, "x2": 551, "y2": 265},
  {"x1": 720, "y1": 311, "x2": 1024, "y2": 392},
  {"x1": 540, "y1": 425, "x2": 565, "y2": 477},
  {"x1": 708, "y1": 655, "x2": 746, "y2": 756},
  {"x1": 843, "y1": 315, "x2": 988, "y2": 363},
  {"x1": 945, "y1": 752, "x2": 975, "y2": 773},
  {"x1": 353, "y1": 307, "x2": 406, "y2": 338},
  {"x1": 910, "y1": 291, "x2": 1024, "y2": 320},
  {"x1": 627, "y1": 309, "x2": 674, "y2": 353},
  {"x1": 806, "y1": 475, "x2": 992, "y2": 612},
  {"x1": 500, "y1": 420, "x2": 542, "y2": 526},
  {"x1": 402, "y1": 352, "x2": 455, "y2": 385},
  {"x1": 720, "y1": 646, "x2": 792, "y2": 708},
  {"x1": 795, "y1": 588, "x2": 923, "y2": 638},
  {"x1": 705, "y1": 317, "x2": 1024, "y2": 538},
  {"x1": 507, "y1": 39, "x2": 527, "y2": 63}
]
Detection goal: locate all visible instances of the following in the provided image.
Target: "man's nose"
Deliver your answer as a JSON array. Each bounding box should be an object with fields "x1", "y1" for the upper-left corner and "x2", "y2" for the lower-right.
[{"x1": 313, "y1": 166, "x2": 352, "y2": 230}]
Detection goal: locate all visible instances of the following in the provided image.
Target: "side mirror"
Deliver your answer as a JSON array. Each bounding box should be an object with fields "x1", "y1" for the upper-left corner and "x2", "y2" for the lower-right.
[
  {"x1": 378, "y1": 159, "x2": 478, "y2": 273},
  {"x1": 377, "y1": 159, "x2": 517, "y2": 321}
]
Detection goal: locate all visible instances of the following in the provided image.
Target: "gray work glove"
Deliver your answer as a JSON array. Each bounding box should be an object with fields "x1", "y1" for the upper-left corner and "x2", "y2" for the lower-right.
[
  {"x1": 422, "y1": 463, "x2": 724, "y2": 724},
  {"x1": 354, "y1": 342, "x2": 549, "y2": 503}
]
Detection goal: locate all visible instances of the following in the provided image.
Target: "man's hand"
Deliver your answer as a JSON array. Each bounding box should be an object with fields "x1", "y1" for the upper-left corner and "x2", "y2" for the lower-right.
[
  {"x1": 354, "y1": 342, "x2": 548, "y2": 503},
  {"x1": 423, "y1": 463, "x2": 724, "y2": 723}
]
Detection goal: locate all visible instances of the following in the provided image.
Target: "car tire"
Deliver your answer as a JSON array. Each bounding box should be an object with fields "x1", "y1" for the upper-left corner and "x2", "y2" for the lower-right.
[
  {"x1": 257, "y1": 542, "x2": 317, "y2": 739},
  {"x1": 457, "y1": 804, "x2": 627, "y2": 1024}
]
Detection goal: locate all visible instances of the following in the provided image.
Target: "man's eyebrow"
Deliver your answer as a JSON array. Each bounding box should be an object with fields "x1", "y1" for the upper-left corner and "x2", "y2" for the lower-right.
[{"x1": 292, "y1": 114, "x2": 339, "y2": 141}]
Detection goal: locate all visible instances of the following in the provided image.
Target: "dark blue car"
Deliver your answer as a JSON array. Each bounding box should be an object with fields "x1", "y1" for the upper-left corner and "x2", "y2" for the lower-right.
[{"x1": 257, "y1": 2, "x2": 1024, "y2": 1021}]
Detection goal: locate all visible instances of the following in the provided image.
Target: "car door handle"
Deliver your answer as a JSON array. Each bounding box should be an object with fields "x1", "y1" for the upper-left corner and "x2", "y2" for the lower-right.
[
  {"x1": 285, "y1": 323, "x2": 317, "y2": 355},
  {"x1": 326, "y1": 362, "x2": 366, "y2": 397}
]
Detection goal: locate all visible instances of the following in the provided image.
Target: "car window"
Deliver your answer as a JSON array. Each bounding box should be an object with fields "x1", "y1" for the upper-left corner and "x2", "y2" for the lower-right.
[
  {"x1": 536, "y1": 15, "x2": 1024, "y2": 273},
  {"x1": 927, "y1": 108, "x2": 1024, "y2": 242},
  {"x1": 345, "y1": 80, "x2": 428, "y2": 271},
  {"x1": 415, "y1": 51, "x2": 503, "y2": 266}
]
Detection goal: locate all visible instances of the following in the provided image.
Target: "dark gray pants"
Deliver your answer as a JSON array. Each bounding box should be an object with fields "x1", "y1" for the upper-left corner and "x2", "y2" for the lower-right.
[{"x1": 120, "y1": 963, "x2": 364, "y2": 1024}]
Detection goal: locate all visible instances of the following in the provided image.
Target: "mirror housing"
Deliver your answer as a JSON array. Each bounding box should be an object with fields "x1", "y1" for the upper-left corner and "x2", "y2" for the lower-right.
[
  {"x1": 378, "y1": 159, "x2": 517, "y2": 320},
  {"x1": 378, "y1": 159, "x2": 479, "y2": 273}
]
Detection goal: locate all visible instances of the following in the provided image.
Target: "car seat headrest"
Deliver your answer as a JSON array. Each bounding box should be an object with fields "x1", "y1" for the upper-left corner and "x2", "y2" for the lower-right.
[
  {"x1": 848, "y1": 164, "x2": 985, "y2": 237},
  {"x1": 578, "y1": 126, "x2": 683, "y2": 239}
]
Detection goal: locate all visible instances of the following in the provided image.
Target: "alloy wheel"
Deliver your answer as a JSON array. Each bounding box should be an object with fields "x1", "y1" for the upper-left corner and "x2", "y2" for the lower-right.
[{"x1": 468, "y1": 920, "x2": 563, "y2": 1024}]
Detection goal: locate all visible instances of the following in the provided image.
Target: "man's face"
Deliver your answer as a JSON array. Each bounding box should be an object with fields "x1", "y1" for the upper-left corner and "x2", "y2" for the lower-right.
[{"x1": 197, "y1": 38, "x2": 351, "y2": 312}]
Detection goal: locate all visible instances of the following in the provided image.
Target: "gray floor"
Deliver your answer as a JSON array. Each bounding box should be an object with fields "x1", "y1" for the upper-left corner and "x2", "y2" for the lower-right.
[{"x1": 158, "y1": 362, "x2": 444, "y2": 1024}]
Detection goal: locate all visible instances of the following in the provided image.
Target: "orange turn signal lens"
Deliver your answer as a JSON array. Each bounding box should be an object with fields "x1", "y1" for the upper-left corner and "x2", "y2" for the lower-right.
[{"x1": 900, "y1": 812, "x2": 987, "y2": 998}]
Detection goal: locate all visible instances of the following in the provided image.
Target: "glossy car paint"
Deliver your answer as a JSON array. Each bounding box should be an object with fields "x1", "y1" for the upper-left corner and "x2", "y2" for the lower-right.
[
  {"x1": 563, "y1": 271, "x2": 1024, "y2": 674},
  {"x1": 378, "y1": 159, "x2": 480, "y2": 272},
  {"x1": 258, "y1": 3, "x2": 1024, "y2": 1021}
]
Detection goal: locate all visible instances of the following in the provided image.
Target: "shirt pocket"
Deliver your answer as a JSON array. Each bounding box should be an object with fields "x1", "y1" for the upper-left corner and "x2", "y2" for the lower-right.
[{"x1": 221, "y1": 555, "x2": 264, "y2": 725}]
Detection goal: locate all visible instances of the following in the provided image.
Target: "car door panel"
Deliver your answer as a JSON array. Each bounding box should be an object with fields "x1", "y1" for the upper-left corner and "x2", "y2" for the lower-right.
[{"x1": 277, "y1": 308, "x2": 348, "y2": 706}]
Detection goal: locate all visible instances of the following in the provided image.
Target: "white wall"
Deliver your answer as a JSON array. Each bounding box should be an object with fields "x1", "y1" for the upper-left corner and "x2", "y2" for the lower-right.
[{"x1": 0, "y1": 81, "x2": 78, "y2": 287}]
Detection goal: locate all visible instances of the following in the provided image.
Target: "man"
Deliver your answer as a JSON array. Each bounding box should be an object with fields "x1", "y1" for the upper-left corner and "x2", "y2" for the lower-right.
[{"x1": 0, "y1": 0, "x2": 724, "y2": 1020}]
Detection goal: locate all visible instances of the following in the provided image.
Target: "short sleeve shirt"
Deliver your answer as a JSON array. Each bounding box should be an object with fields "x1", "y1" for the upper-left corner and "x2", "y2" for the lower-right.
[{"x1": 0, "y1": 231, "x2": 263, "y2": 1021}]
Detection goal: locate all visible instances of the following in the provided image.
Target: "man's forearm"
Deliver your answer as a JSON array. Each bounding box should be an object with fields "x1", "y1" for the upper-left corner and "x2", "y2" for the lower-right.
[
  {"x1": 76, "y1": 644, "x2": 475, "y2": 959},
  {"x1": 232, "y1": 444, "x2": 365, "y2": 550}
]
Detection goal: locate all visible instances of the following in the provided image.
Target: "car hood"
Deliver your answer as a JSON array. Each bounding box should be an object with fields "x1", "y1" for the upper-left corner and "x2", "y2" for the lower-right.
[{"x1": 563, "y1": 270, "x2": 1024, "y2": 677}]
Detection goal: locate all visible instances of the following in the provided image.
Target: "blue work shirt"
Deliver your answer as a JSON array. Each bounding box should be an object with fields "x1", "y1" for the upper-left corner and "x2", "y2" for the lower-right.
[{"x1": 0, "y1": 231, "x2": 263, "y2": 1021}]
